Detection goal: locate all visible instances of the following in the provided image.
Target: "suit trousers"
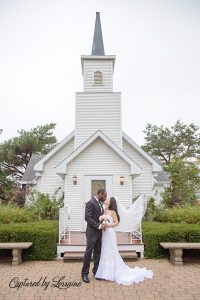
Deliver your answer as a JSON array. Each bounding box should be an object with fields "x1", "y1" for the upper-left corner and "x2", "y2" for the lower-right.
[{"x1": 81, "y1": 232, "x2": 102, "y2": 276}]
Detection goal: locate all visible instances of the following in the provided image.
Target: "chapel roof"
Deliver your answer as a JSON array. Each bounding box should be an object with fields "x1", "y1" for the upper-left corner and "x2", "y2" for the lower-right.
[{"x1": 21, "y1": 153, "x2": 44, "y2": 183}]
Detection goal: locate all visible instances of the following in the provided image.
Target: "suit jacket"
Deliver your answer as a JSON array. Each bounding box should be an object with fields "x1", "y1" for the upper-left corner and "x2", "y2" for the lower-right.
[{"x1": 85, "y1": 197, "x2": 104, "y2": 239}]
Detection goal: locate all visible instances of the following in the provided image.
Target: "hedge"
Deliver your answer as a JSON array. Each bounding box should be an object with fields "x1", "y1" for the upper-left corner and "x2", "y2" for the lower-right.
[
  {"x1": 0, "y1": 220, "x2": 59, "y2": 260},
  {"x1": 142, "y1": 221, "x2": 200, "y2": 258},
  {"x1": 1, "y1": 220, "x2": 200, "y2": 261}
]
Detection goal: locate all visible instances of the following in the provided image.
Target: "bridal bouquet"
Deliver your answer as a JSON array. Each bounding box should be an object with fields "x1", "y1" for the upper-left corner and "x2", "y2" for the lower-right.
[{"x1": 99, "y1": 214, "x2": 111, "y2": 225}]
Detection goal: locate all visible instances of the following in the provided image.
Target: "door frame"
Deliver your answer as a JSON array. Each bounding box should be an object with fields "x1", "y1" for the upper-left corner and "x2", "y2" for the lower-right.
[{"x1": 83, "y1": 175, "x2": 113, "y2": 230}]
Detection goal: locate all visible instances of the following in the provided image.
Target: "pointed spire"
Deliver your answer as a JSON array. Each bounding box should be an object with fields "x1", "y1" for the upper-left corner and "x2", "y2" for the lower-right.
[{"x1": 92, "y1": 12, "x2": 105, "y2": 56}]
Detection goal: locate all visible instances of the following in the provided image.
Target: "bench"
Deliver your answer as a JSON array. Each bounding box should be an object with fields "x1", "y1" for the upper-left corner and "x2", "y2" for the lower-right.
[
  {"x1": 160, "y1": 242, "x2": 200, "y2": 266},
  {"x1": 0, "y1": 242, "x2": 33, "y2": 265}
]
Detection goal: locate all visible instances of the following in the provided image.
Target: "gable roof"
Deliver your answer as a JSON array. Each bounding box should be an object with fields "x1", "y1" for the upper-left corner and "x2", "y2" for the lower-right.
[
  {"x1": 122, "y1": 132, "x2": 162, "y2": 172},
  {"x1": 20, "y1": 130, "x2": 165, "y2": 183},
  {"x1": 21, "y1": 153, "x2": 45, "y2": 184},
  {"x1": 56, "y1": 130, "x2": 142, "y2": 176},
  {"x1": 34, "y1": 131, "x2": 74, "y2": 172}
]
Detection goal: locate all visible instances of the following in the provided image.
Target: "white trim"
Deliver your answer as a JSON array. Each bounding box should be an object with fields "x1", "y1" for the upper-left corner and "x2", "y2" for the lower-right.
[
  {"x1": 56, "y1": 130, "x2": 141, "y2": 176},
  {"x1": 20, "y1": 179, "x2": 36, "y2": 185},
  {"x1": 57, "y1": 244, "x2": 144, "y2": 258},
  {"x1": 81, "y1": 55, "x2": 116, "y2": 75},
  {"x1": 122, "y1": 132, "x2": 162, "y2": 172},
  {"x1": 84, "y1": 175, "x2": 113, "y2": 202},
  {"x1": 34, "y1": 131, "x2": 74, "y2": 172},
  {"x1": 83, "y1": 175, "x2": 113, "y2": 230}
]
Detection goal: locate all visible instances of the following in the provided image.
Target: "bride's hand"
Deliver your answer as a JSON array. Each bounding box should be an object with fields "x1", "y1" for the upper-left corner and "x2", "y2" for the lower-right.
[
  {"x1": 99, "y1": 214, "x2": 106, "y2": 221},
  {"x1": 99, "y1": 214, "x2": 110, "y2": 221}
]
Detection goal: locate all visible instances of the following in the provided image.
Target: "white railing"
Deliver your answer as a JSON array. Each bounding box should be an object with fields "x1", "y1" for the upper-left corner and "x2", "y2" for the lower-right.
[
  {"x1": 59, "y1": 207, "x2": 71, "y2": 243},
  {"x1": 130, "y1": 220, "x2": 142, "y2": 244}
]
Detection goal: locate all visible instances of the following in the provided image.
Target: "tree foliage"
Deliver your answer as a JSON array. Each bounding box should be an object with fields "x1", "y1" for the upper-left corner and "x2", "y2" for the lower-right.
[
  {"x1": 162, "y1": 158, "x2": 200, "y2": 207},
  {"x1": 0, "y1": 168, "x2": 13, "y2": 202},
  {"x1": 142, "y1": 120, "x2": 200, "y2": 207},
  {"x1": 0, "y1": 123, "x2": 57, "y2": 181},
  {"x1": 0, "y1": 123, "x2": 57, "y2": 203},
  {"x1": 142, "y1": 120, "x2": 200, "y2": 165}
]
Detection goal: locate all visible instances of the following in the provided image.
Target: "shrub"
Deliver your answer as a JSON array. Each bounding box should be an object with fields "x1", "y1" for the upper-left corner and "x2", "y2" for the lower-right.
[
  {"x1": 27, "y1": 188, "x2": 64, "y2": 220},
  {"x1": 0, "y1": 203, "x2": 36, "y2": 224},
  {"x1": 0, "y1": 220, "x2": 58, "y2": 260},
  {"x1": 142, "y1": 221, "x2": 200, "y2": 258},
  {"x1": 144, "y1": 197, "x2": 164, "y2": 221},
  {"x1": 154, "y1": 206, "x2": 200, "y2": 224},
  {"x1": 1, "y1": 220, "x2": 200, "y2": 260}
]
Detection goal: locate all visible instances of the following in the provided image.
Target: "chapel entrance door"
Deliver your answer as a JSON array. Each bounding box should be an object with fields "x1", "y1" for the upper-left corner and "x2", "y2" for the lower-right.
[{"x1": 83, "y1": 175, "x2": 113, "y2": 231}]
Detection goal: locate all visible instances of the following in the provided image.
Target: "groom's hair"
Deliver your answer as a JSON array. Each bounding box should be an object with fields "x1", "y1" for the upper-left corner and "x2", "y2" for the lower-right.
[{"x1": 97, "y1": 188, "x2": 106, "y2": 195}]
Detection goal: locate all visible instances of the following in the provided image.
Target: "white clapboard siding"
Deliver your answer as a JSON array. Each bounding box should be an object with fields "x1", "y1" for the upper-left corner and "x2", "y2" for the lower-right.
[
  {"x1": 83, "y1": 59, "x2": 113, "y2": 92},
  {"x1": 32, "y1": 177, "x2": 42, "y2": 193},
  {"x1": 65, "y1": 138, "x2": 132, "y2": 231},
  {"x1": 123, "y1": 138, "x2": 154, "y2": 198},
  {"x1": 39, "y1": 138, "x2": 74, "y2": 196},
  {"x1": 75, "y1": 92, "x2": 121, "y2": 148}
]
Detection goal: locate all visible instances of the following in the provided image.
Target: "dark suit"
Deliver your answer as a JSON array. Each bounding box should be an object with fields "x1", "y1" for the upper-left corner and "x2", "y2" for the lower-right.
[{"x1": 81, "y1": 197, "x2": 104, "y2": 276}]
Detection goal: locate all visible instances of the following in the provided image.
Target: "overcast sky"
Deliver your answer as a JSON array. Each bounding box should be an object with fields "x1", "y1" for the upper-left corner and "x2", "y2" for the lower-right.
[{"x1": 0, "y1": 0, "x2": 199, "y2": 146}]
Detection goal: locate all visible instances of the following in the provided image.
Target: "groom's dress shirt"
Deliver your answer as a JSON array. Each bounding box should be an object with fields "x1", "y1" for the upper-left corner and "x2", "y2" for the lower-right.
[{"x1": 94, "y1": 196, "x2": 103, "y2": 230}]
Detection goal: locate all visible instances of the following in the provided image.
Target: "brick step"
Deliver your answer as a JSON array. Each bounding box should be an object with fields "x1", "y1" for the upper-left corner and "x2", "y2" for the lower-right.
[{"x1": 64, "y1": 250, "x2": 138, "y2": 262}]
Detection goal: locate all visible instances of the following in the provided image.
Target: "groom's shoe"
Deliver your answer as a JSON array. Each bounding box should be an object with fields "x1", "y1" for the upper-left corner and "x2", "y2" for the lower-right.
[{"x1": 81, "y1": 274, "x2": 90, "y2": 283}]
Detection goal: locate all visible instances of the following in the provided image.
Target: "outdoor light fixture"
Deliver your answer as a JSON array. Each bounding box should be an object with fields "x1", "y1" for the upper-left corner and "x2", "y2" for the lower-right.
[
  {"x1": 73, "y1": 176, "x2": 78, "y2": 185},
  {"x1": 120, "y1": 176, "x2": 124, "y2": 185}
]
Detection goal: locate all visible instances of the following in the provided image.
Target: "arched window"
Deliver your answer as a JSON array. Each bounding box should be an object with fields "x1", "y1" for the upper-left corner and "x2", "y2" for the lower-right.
[{"x1": 94, "y1": 71, "x2": 103, "y2": 85}]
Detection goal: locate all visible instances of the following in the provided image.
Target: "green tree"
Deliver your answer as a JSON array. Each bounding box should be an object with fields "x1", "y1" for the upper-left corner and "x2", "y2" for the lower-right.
[
  {"x1": 0, "y1": 168, "x2": 13, "y2": 202},
  {"x1": 142, "y1": 120, "x2": 200, "y2": 207},
  {"x1": 0, "y1": 123, "x2": 57, "y2": 203},
  {"x1": 0, "y1": 123, "x2": 57, "y2": 181},
  {"x1": 142, "y1": 120, "x2": 200, "y2": 165},
  {"x1": 162, "y1": 158, "x2": 200, "y2": 207}
]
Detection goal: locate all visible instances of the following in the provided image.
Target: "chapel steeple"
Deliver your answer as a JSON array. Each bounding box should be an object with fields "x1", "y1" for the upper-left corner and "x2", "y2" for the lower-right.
[
  {"x1": 92, "y1": 12, "x2": 105, "y2": 56},
  {"x1": 76, "y1": 13, "x2": 121, "y2": 149}
]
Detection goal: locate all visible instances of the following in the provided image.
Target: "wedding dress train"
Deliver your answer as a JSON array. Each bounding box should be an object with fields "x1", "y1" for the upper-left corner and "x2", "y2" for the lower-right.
[{"x1": 95, "y1": 216, "x2": 153, "y2": 285}]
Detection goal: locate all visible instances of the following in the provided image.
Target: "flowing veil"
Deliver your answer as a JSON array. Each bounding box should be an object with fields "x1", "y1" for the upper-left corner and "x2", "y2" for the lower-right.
[{"x1": 114, "y1": 194, "x2": 148, "y2": 232}]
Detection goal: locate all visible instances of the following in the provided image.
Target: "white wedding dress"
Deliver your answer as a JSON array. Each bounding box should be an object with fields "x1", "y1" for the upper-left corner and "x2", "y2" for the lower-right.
[{"x1": 95, "y1": 215, "x2": 153, "y2": 285}]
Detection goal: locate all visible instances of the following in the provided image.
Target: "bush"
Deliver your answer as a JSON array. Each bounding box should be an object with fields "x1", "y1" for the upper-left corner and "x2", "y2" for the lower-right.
[
  {"x1": 1, "y1": 220, "x2": 200, "y2": 260},
  {"x1": 0, "y1": 203, "x2": 36, "y2": 224},
  {"x1": 142, "y1": 221, "x2": 200, "y2": 258},
  {"x1": 144, "y1": 197, "x2": 164, "y2": 221},
  {"x1": 27, "y1": 189, "x2": 64, "y2": 220},
  {"x1": 0, "y1": 220, "x2": 58, "y2": 260},
  {"x1": 154, "y1": 206, "x2": 200, "y2": 224}
]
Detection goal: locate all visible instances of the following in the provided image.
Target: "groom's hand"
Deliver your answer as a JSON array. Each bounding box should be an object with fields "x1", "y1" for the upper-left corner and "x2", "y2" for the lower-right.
[{"x1": 101, "y1": 223, "x2": 109, "y2": 230}]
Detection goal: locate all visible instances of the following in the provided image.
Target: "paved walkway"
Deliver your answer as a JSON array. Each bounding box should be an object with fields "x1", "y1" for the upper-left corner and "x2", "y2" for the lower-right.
[{"x1": 0, "y1": 258, "x2": 200, "y2": 300}]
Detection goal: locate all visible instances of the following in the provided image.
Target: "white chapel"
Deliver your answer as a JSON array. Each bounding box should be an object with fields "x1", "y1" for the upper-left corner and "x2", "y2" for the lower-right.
[{"x1": 22, "y1": 12, "x2": 167, "y2": 234}]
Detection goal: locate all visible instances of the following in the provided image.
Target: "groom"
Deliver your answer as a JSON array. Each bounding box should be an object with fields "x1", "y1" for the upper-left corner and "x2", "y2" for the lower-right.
[{"x1": 81, "y1": 188, "x2": 108, "y2": 283}]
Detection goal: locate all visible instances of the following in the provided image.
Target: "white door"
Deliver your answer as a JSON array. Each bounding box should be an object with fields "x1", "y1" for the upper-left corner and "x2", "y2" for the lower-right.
[{"x1": 83, "y1": 175, "x2": 113, "y2": 230}]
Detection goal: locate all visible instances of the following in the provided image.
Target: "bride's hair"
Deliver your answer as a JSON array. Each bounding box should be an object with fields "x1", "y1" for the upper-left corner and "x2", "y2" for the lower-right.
[{"x1": 109, "y1": 197, "x2": 120, "y2": 223}]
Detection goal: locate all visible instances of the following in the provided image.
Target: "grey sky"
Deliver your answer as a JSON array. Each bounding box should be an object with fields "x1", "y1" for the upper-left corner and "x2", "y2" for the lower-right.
[{"x1": 0, "y1": 0, "x2": 199, "y2": 146}]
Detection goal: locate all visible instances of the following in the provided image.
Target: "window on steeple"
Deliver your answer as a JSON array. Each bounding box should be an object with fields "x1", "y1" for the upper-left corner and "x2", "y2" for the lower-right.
[{"x1": 94, "y1": 71, "x2": 103, "y2": 85}]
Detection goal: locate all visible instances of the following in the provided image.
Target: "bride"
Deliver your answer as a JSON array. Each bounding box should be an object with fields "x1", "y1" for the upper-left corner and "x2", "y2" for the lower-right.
[{"x1": 95, "y1": 196, "x2": 154, "y2": 285}]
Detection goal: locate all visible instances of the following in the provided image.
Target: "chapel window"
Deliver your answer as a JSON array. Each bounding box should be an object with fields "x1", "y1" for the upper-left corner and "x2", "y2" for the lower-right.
[{"x1": 94, "y1": 71, "x2": 103, "y2": 85}]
